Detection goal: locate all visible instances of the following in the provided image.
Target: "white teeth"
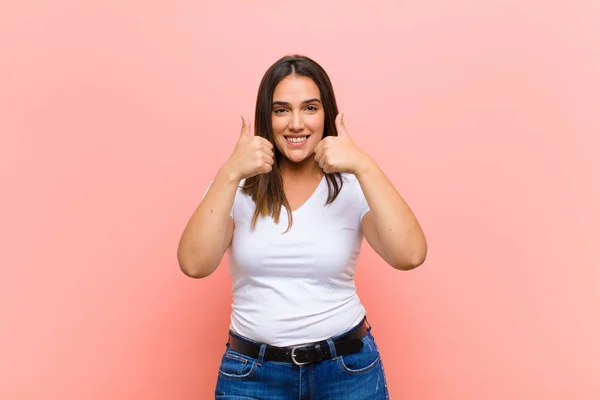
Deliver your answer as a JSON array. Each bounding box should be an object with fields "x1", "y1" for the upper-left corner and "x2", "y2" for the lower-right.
[{"x1": 287, "y1": 136, "x2": 307, "y2": 143}]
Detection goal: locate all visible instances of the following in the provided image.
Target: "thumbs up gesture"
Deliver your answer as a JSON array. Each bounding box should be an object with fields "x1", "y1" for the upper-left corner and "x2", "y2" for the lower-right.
[
  {"x1": 314, "y1": 113, "x2": 370, "y2": 175},
  {"x1": 224, "y1": 117, "x2": 275, "y2": 181}
]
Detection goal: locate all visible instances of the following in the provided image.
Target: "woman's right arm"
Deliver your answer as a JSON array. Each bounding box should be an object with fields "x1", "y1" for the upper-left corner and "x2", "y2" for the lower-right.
[
  {"x1": 177, "y1": 165, "x2": 240, "y2": 278},
  {"x1": 177, "y1": 117, "x2": 274, "y2": 278}
]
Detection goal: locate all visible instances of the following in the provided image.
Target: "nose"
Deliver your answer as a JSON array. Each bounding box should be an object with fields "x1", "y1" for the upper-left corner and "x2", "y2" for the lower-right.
[{"x1": 288, "y1": 111, "x2": 305, "y2": 132}]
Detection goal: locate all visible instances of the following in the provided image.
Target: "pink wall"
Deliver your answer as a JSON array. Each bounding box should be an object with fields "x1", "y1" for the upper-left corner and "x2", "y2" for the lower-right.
[{"x1": 1, "y1": 1, "x2": 598, "y2": 398}]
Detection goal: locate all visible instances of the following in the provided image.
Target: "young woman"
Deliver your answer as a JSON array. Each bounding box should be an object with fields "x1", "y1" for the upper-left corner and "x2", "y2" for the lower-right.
[{"x1": 177, "y1": 54, "x2": 427, "y2": 399}]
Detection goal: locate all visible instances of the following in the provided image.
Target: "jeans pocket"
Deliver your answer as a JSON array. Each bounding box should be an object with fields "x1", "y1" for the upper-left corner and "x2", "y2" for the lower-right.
[
  {"x1": 337, "y1": 333, "x2": 381, "y2": 375},
  {"x1": 218, "y1": 349, "x2": 257, "y2": 380}
]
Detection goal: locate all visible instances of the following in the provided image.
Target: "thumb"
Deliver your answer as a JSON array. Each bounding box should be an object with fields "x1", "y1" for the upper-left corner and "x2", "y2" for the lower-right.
[
  {"x1": 335, "y1": 113, "x2": 349, "y2": 138},
  {"x1": 240, "y1": 116, "x2": 253, "y2": 137}
]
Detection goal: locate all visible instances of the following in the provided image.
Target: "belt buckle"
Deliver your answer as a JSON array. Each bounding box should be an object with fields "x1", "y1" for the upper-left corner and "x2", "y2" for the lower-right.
[{"x1": 291, "y1": 346, "x2": 311, "y2": 366}]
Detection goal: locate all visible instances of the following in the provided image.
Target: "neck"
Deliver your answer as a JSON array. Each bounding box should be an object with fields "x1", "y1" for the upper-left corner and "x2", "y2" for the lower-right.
[{"x1": 280, "y1": 159, "x2": 323, "y2": 181}]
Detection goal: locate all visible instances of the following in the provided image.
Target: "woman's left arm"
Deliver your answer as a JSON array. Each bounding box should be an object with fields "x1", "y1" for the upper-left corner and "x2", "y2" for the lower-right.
[
  {"x1": 314, "y1": 113, "x2": 427, "y2": 270},
  {"x1": 355, "y1": 156, "x2": 427, "y2": 271}
]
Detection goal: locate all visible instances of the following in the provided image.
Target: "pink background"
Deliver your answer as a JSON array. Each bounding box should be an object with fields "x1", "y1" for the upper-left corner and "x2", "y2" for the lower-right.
[{"x1": 1, "y1": 1, "x2": 599, "y2": 399}]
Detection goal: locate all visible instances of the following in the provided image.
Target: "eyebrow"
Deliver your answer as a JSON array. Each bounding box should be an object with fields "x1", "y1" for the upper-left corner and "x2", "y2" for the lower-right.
[{"x1": 272, "y1": 98, "x2": 322, "y2": 106}]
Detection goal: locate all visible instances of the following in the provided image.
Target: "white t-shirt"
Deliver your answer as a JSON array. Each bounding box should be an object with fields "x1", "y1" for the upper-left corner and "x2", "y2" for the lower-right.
[{"x1": 204, "y1": 172, "x2": 370, "y2": 347}]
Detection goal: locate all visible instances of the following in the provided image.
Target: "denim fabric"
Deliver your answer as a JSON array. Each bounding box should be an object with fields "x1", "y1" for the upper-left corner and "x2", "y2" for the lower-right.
[{"x1": 215, "y1": 321, "x2": 390, "y2": 399}]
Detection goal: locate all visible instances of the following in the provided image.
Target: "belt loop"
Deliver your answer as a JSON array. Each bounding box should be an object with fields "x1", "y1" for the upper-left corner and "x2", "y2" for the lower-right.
[
  {"x1": 257, "y1": 343, "x2": 267, "y2": 366},
  {"x1": 326, "y1": 338, "x2": 338, "y2": 360},
  {"x1": 365, "y1": 316, "x2": 372, "y2": 332}
]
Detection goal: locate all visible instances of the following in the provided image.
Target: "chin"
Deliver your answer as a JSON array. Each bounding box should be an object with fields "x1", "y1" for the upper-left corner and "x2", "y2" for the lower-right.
[{"x1": 282, "y1": 152, "x2": 311, "y2": 164}]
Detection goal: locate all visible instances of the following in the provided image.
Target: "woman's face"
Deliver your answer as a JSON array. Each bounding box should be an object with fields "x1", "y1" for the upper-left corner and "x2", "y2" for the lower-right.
[{"x1": 271, "y1": 75, "x2": 325, "y2": 168}]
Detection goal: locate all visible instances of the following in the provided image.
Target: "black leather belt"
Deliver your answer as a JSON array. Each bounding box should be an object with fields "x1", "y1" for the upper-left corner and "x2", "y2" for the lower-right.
[{"x1": 228, "y1": 318, "x2": 368, "y2": 366}]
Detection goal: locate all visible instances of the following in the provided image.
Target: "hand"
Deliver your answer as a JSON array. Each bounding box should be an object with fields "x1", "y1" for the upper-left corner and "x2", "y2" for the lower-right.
[
  {"x1": 314, "y1": 113, "x2": 371, "y2": 175},
  {"x1": 223, "y1": 117, "x2": 275, "y2": 181}
]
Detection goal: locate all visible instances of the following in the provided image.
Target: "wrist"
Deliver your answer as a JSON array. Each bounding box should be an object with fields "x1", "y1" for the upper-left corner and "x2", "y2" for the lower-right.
[
  {"x1": 353, "y1": 153, "x2": 377, "y2": 178},
  {"x1": 218, "y1": 162, "x2": 242, "y2": 184}
]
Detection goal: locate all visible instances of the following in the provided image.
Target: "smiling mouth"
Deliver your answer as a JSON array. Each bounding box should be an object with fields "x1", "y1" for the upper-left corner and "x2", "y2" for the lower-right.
[{"x1": 285, "y1": 135, "x2": 309, "y2": 143}]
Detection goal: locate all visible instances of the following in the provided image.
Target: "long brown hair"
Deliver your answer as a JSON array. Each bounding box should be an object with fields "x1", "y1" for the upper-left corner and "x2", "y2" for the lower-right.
[{"x1": 242, "y1": 55, "x2": 344, "y2": 233}]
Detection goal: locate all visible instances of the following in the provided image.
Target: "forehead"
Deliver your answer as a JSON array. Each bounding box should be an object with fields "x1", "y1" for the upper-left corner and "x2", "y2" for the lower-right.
[{"x1": 272, "y1": 75, "x2": 320, "y2": 101}]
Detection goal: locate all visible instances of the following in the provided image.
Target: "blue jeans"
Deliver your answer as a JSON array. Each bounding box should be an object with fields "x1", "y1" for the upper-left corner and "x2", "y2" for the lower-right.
[{"x1": 215, "y1": 320, "x2": 390, "y2": 399}]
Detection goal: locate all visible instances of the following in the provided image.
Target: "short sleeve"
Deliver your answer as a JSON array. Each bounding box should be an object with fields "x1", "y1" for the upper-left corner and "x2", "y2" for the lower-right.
[
  {"x1": 202, "y1": 181, "x2": 234, "y2": 219},
  {"x1": 356, "y1": 181, "x2": 370, "y2": 222},
  {"x1": 344, "y1": 174, "x2": 370, "y2": 224}
]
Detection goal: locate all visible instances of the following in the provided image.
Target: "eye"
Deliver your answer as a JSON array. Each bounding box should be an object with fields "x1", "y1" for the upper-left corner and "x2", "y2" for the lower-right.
[
  {"x1": 273, "y1": 108, "x2": 287, "y2": 115},
  {"x1": 306, "y1": 105, "x2": 318, "y2": 112}
]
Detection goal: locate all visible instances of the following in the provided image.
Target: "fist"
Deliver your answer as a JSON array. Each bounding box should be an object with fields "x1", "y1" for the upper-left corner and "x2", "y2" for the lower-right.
[
  {"x1": 225, "y1": 117, "x2": 275, "y2": 181},
  {"x1": 314, "y1": 113, "x2": 367, "y2": 174}
]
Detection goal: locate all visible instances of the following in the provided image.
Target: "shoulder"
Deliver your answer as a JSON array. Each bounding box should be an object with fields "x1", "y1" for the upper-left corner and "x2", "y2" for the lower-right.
[
  {"x1": 330, "y1": 173, "x2": 364, "y2": 202},
  {"x1": 338, "y1": 172, "x2": 361, "y2": 189},
  {"x1": 340, "y1": 172, "x2": 358, "y2": 183},
  {"x1": 338, "y1": 173, "x2": 367, "y2": 203},
  {"x1": 331, "y1": 173, "x2": 368, "y2": 223}
]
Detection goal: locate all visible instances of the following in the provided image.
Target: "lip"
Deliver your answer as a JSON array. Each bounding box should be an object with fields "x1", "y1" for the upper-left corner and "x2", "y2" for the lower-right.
[{"x1": 284, "y1": 135, "x2": 309, "y2": 148}]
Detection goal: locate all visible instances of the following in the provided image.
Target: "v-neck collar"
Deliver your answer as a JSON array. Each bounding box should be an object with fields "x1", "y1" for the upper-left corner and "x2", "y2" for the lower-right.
[{"x1": 284, "y1": 174, "x2": 326, "y2": 214}]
